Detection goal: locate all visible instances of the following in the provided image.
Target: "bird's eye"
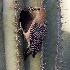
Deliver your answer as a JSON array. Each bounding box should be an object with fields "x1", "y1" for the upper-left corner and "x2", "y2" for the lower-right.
[{"x1": 37, "y1": 8, "x2": 40, "y2": 11}]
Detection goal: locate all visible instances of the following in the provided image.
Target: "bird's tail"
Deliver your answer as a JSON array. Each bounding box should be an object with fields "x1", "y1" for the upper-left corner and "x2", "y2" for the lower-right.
[
  {"x1": 24, "y1": 48, "x2": 37, "y2": 60},
  {"x1": 32, "y1": 51, "x2": 37, "y2": 58},
  {"x1": 24, "y1": 48, "x2": 32, "y2": 61}
]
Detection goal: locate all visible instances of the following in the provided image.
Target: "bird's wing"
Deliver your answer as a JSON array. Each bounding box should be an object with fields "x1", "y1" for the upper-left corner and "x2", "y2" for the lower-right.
[{"x1": 30, "y1": 22, "x2": 47, "y2": 57}]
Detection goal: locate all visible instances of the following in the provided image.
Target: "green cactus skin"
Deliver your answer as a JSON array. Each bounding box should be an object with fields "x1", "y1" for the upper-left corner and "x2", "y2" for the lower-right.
[
  {"x1": 2, "y1": 0, "x2": 60, "y2": 70},
  {"x1": 3, "y1": 0, "x2": 18, "y2": 70},
  {"x1": 43, "y1": 0, "x2": 58, "y2": 70},
  {"x1": 3, "y1": 0, "x2": 24, "y2": 70},
  {"x1": 0, "y1": 0, "x2": 6, "y2": 70}
]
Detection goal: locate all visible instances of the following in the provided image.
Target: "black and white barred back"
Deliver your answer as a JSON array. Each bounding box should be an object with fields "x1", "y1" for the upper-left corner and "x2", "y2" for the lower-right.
[{"x1": 30, "y1": 22, "x2": 47, "y2": 58}]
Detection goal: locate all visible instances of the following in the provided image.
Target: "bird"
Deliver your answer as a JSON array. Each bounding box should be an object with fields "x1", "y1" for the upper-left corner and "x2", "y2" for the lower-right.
[{"x1": 19, "y1": 5, "x2": 47, "y2": 60}]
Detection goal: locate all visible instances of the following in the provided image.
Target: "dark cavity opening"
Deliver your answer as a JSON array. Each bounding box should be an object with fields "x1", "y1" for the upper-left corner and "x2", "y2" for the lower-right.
[{"x1": 19, "y1": 9, "x2": 33, "y2": 32}]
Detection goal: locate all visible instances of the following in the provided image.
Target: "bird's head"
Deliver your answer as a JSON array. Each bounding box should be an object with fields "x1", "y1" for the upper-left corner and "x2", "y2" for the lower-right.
[
  {"x1": 28, "y1": 5, "x2": 46, "y2": 20},
  {"x1": 28, "y1": 6, "x2": 46, "y2": 15}
]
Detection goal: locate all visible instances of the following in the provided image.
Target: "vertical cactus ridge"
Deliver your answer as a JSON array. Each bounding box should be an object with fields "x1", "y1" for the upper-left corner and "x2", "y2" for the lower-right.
[
  {"x1": 55, "y1": 0, "x2": 70, "y2": 70},
  {"x1": 0, "y1": 0, "x2": 6, "y2": 70},
  {"x1": 3, "y1": 0, "x2": 24, "y2": 70},
  {"x1": 3, "y1": 0, "x2": 18, "y2": 70},
  {"x1": 14, "y1": 0, "x2": 25, "y2": 70},
  {"x1": 55, "y1": 0, "x2": 63, "y2": 70},
  {"x1": 60, "y1": 0, "x2": 70, "y2": 70},
  {"x1": 14, "y1": 0, "x2": 22, "y2": 70}
]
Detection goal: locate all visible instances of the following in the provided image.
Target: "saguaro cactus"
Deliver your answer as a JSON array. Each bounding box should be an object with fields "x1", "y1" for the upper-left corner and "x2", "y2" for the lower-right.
[{"x1": 2, "y1": 0, "x2": 70, "y2": 70}]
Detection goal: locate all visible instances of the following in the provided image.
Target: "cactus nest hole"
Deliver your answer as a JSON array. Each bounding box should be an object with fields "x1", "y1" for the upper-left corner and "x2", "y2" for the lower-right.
[{"x1": 19, "y1": 9, "x2": 34, "y2": 32}]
